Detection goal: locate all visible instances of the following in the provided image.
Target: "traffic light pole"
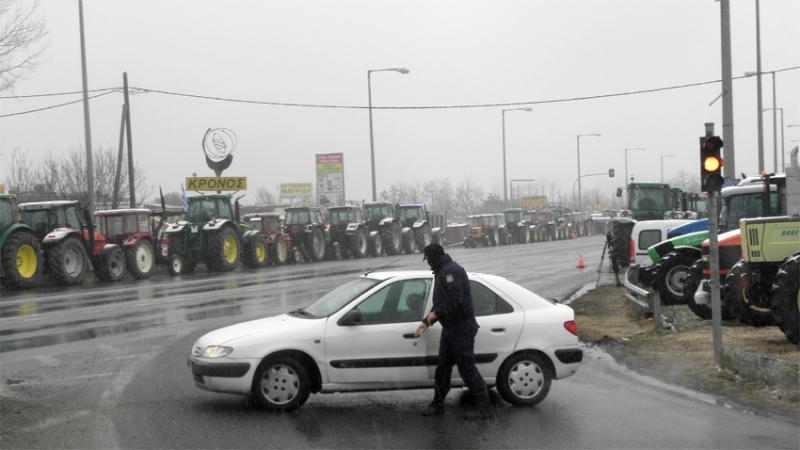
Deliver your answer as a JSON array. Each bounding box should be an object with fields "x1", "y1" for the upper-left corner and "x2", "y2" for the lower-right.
[{"x1": 708, "y1": 189, "x2": 722, "y2": 362}]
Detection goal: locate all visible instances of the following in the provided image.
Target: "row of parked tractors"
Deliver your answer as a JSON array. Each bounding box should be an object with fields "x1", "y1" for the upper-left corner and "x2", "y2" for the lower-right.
[
  {"x1": 465, "y1": 207, "x2": 594, "y2": 248},
  {"x1": 0, "y1": 193, "x2": 449, "y2": 290},
  {"x1": 609, "y1": 172, "x2": 800, "y2": 345}
]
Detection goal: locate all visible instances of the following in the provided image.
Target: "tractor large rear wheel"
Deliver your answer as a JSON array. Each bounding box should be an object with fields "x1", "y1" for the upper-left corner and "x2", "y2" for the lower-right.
[
  {"x1": 724, "y1": 260, "x2": 775, "y2": 327},
  {"x1": 609, "y1": 221, "x2": 634, "y2": 270},
  {"x1": 771, "y1": 254, "x2": 800, "y2": 344},
  {"x1": 126, "y1": 240, "x2": 154, "y2": 279},
  {"x1": 208, "y1": 227, "x2": 240, "y2": 272},
  {"x1": 383, "y1": 222, "x2": 402, "y2": 256},
  {"x1": 243, "y1": 234, "x2": 268, "y2": 268},
  {"x1": 270, "y1": 238, "x2": 288, "y2": 265},
  {"x1": 350, "y1": 228, "x2": 368, "y2": 258},
  {"x1": 306, "y1": 227, "x2": 326, "y2": 262},
  {"x1": 47, "y1": 237, "x2": 88, "y2": 286},
  {"x1": 96, "y1": 246, "x2": 126, "y2": 282},
  {"x1": 1, "y1": 231, "x2": 43, "y2": 290},
  {"x1": 415, "y1": 224, "x2": 432, "y2": 253}
]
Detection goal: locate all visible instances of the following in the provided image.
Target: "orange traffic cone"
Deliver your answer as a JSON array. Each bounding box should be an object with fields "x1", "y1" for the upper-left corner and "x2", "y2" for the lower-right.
[
  {"x1": 548, "y1": 235, "x2": 552, "y2": 242},
  {"x1": 573, "y1": 232, "x2": 577, "y2": 240},
  {"x1": 577, "y1": 254, "x2": 585, "y2": 269},
  {"x1": 588, "y1": 231, "x2": 592, "y2": 238}
]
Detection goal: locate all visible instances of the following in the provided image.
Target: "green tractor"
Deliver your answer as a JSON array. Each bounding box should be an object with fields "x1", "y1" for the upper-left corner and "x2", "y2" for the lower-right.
[
  {"x1": 0, "y1": 194, "x2": 44, "y2": 290},
  {"x1": 397, "y1": 204, "x2": 439, "y2": 253},
  {"x1": 617, "y1": 182, "x2": 674, "y2": 221},
  {"x1": 165, "y1": 193, "x2": 266, "y2": 275},
  {"x1": 362, "y1": 202, "x2": 403, "y2": 256},
  {"x1": 282, "y1": 206, "x2": 329, "y2": 262},
  {"x1": 500, "y1": 208, "x2": 531, "y2": 245}
]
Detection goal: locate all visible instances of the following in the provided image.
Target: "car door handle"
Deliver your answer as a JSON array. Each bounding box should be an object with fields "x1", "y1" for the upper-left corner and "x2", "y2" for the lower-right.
[
  {"x1": 403, "y1": 333, "x2": 419, "y2": 339},
  {"x1": 491, "y1": 328, "x2": 506, "y2": 333}
]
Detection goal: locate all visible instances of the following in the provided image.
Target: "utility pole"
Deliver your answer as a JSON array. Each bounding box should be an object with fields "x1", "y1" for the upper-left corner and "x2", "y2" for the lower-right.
[
  {"x1": 78, "y1": 0, "x2": 94, "y2": 216},
  {"x1": 719, "y1": 0, "x2": 736, "y2": 179},
  {"x1": 123, "y1": 73, "x2": 136, "y2": 207}
]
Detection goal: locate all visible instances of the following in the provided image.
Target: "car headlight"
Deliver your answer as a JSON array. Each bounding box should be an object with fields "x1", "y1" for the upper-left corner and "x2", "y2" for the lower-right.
[{"x1": 200, "y1": 346, "x2": 233, "y2": 358}]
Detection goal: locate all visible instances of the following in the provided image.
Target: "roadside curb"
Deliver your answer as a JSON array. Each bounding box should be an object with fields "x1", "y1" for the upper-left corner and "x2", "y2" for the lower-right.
[{"x1": 720, "y1": 346, "x2": 800, "y2": 390}]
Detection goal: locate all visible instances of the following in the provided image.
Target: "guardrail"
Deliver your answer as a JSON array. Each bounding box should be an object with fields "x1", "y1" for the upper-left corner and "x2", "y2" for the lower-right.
[{"x1": 623, "y1": 265, "x2": 672, "y2": 331}]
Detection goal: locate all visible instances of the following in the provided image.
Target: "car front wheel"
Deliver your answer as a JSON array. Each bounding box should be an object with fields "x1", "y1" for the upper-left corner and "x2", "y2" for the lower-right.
[
  {"x1": 252, "y1": 356, "x2": 311, "y2": 412},
  {"x1": 496, "y1": 353, "x2": 552, "y2": 406}
]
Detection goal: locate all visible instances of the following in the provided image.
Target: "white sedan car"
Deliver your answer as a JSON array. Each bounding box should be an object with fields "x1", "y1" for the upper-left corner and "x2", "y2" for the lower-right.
[{"x1": 188, "y1": 270, "x2": 583, "y2": 411}]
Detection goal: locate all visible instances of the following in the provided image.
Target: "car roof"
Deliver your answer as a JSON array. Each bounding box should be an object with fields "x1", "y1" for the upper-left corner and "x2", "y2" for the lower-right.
[{"x1": 18, "y1": 200, "x2": 80, "y2": 209}]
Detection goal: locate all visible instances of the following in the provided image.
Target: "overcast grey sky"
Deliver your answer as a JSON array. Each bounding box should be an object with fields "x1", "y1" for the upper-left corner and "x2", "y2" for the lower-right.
[{"x1": 1, "y1": 0, "x2": 798, "y2": 206}]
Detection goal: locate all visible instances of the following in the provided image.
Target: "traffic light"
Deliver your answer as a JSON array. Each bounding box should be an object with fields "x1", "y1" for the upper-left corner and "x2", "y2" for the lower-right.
[{"x1": 701, "y1": 136, "x2": 724, "y2": 191}]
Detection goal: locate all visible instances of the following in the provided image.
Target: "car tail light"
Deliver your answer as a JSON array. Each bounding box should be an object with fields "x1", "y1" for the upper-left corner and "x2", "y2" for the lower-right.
[
  {"x1": 564, "y1": 320, "x2": 578, "y2": 336},
  {"x1": 629, "y1": 238, "x2": 635, "y2": 264}
]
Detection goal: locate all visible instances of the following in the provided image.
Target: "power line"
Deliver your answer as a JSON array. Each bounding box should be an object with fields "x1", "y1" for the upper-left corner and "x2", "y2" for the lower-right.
[
  {"x1": 0, "y1": 90, "x2": 116, "y2": 118},
  {"x1": 1, "y1": 66, "x2": 798, "y2": 118}
]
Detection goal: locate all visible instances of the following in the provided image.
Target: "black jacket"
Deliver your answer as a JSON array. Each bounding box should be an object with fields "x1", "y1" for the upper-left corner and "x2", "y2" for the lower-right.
[{"x1": 424, "y1": 254, "x2": 478, "y2": 331}]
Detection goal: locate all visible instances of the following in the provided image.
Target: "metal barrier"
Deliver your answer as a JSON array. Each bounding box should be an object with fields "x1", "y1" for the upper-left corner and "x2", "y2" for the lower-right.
[{"x1": 623, "y1": 265, "x2": 667, "y2": 331}]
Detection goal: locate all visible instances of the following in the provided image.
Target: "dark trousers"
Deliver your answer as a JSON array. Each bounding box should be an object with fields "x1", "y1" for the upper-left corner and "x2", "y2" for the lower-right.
[{"x1": 434, "y1": 326, "x2": 488, "y2": 400}]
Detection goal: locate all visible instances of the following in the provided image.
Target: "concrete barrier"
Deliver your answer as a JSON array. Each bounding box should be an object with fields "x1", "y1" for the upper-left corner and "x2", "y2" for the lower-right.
[{"x1": 720, "y1": 346, "x2": 800, "y2": 389}]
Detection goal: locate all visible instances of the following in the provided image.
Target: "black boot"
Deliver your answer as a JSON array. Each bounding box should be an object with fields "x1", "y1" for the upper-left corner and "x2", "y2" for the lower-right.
[
  {"x1": 464, "y1": 393, "x2": 492, "y2": 420},
  {"x1": 423, "y1": 393, "x2": 445, "y2": 416}
]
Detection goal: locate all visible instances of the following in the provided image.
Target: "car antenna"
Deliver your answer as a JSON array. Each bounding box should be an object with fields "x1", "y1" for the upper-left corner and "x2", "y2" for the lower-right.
[{"x1": 364, "y1": 259, "x2": 402, "y2": 276}]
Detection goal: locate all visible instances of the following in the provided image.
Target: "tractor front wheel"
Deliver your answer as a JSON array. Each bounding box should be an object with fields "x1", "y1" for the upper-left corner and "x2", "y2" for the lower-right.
[
  {"x1": 383, "y1": 222, "x2": 402, "y2": 256},
  {"x1": 306, "y1": 227, "x2": 326, "y2": 262}
]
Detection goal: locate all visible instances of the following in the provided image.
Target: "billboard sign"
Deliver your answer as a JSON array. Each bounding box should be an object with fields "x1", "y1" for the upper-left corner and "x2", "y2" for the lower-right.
[
  {"x1": 316, "y1": 153, "x2": 344, "y2": 206},
  {"x1": 521, "y1": 196, "x2": 548, "y2": 209},
  {"x1": 280, "y1": 183, "x2": 313, "y2": 197}
]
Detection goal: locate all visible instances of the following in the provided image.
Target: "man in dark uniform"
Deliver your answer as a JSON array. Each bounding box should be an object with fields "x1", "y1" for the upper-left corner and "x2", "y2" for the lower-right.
[{"x1": 415, "y1": 244, "x2": 492, "y2": 420}]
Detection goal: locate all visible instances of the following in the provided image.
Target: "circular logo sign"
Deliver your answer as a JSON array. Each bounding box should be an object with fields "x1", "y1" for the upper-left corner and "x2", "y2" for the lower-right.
[{"x1": 202, "y1": 128, "x2": 237, "y2": 162}]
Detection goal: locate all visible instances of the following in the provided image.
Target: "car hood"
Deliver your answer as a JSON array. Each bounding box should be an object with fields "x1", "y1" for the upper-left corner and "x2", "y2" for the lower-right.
[{"x1": 197, "y1": 313, "x2": 322, "y2": 348}]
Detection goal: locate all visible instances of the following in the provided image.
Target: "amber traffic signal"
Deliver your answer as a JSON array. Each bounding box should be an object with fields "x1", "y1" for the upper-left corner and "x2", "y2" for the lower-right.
[{"x1": 701, "y1": 136, "x2": 724, "y2": 191}]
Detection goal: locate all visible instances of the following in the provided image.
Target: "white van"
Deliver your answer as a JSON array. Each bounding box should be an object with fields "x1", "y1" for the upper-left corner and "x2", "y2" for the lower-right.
[{"x1": 629, "y1": 219, "x2": 694, "y2": 266}]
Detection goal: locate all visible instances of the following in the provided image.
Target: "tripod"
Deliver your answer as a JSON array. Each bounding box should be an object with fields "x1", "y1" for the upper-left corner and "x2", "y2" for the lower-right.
[{"x1": 596, "y1": 234, "x2": 621, "y2": 287}]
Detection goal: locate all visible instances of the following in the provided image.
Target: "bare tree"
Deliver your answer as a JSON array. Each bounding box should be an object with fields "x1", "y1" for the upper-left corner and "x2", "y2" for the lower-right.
[
  {"x1": 254, "y1": 186, "x2": 276, "y2": 205},
  {"x1": 0, "y1": 0, "x2": 49, "y2": 93},
  {"x1": 424, "y1": 177, "x2": 455, "y2": 213},
  {"x1": 669, "y1": 170, "x2": 701, "y2": 193},
  {"x1": 31, "y1": 145, "x2": 151, "y2": 207},
  {"x1": 3, "y1": 147, "x2": 37, "y2": 194},
  {"x1": 454, "y1": 175, "x2": 484, "y2": 217}
]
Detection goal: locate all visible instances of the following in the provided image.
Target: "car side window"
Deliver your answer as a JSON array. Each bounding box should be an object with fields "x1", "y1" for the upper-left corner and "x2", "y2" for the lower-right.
[
  {"x1": 351, "y1": 279, "x2": 431, "y2": 325},
  {"x1": 638, "y1": 230, "x2": 662, "y2": 250},
  {"x1": 470, "y1": 280, "x2": 514, "y2": 317}
]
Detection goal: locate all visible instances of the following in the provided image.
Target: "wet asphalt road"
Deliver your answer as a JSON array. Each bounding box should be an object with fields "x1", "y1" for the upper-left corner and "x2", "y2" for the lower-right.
[{"x1": 1, "y1": 236, "x2": 798, "y2": 449}]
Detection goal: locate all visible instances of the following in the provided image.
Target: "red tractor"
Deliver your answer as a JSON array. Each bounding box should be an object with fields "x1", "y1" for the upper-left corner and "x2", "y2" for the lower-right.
[
  {"x1": 94, "y1": 209, "x2": 160, "y2": 279},
  {"x1": 18, "y1": 201, "x2": 125, "y2": 285},
  {"x1": 243, "y1": 213, "x2": 299, "y2": 264}
]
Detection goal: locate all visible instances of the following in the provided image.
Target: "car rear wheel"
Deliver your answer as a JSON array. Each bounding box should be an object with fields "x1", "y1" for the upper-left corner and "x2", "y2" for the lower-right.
[
  {"x1": 270, "y1": 238, "x2": 288, "y2": 265},
  {"x1": 95, "y1": 246, "x2": 125, "y2": 282},
  {"x1": 47, "y1": 237, "x2": 88, "y2": 286},
  {"x1": 252, "y1": 356, "x2": 311, "y2": 412},
  {"x1": 652, "y1": 251, "x2": 694, "y2": 305},
  {"x1": 496, "y1": 353, "x2": 551, "y2": 406}
]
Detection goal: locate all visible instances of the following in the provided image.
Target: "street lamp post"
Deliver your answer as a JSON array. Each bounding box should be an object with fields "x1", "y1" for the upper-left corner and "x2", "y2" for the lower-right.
[
  {"x1": 745, "y1": 69, "x2": 777, "y2": 172},
  {"x1": 625, "y1": 148, "x2": 645, "y2": 187},
  {"x1": 368, "y1": 67, "x2": 409, "y2": 201},
  {"x1": 502, "y1": 107, "x2": 532, "y2": 207},
  {"x1": 660, "y1": 155, "x2": 674, "y2": 183},
  {"x1": 577, "y1": 133, "x2": 601, "y2": 212}
]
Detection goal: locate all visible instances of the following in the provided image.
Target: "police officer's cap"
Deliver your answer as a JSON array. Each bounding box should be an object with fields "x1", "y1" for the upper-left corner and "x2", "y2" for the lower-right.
[{"x1": 423, "y1": 243, "x2": 445, "y2": 261}]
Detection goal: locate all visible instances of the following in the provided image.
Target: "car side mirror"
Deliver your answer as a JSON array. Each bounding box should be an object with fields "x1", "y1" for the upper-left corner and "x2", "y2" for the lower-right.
[
  {"x1": 616, "y1": 188, "x2": 623, "y2": 198},
  {"x1": 338, "y1": 309, "x2": 362, "y2": 326}
]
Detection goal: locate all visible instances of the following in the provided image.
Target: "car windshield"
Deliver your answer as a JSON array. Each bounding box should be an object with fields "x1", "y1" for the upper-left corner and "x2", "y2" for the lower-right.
[{"x1": 302, "y1": 277, "x2": 381, "y2": 317}]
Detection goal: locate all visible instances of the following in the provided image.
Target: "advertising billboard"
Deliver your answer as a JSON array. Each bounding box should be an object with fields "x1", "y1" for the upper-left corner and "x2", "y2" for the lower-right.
[{"x1": 316, "y1": 153, "x2": 344, "y2": 206}]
